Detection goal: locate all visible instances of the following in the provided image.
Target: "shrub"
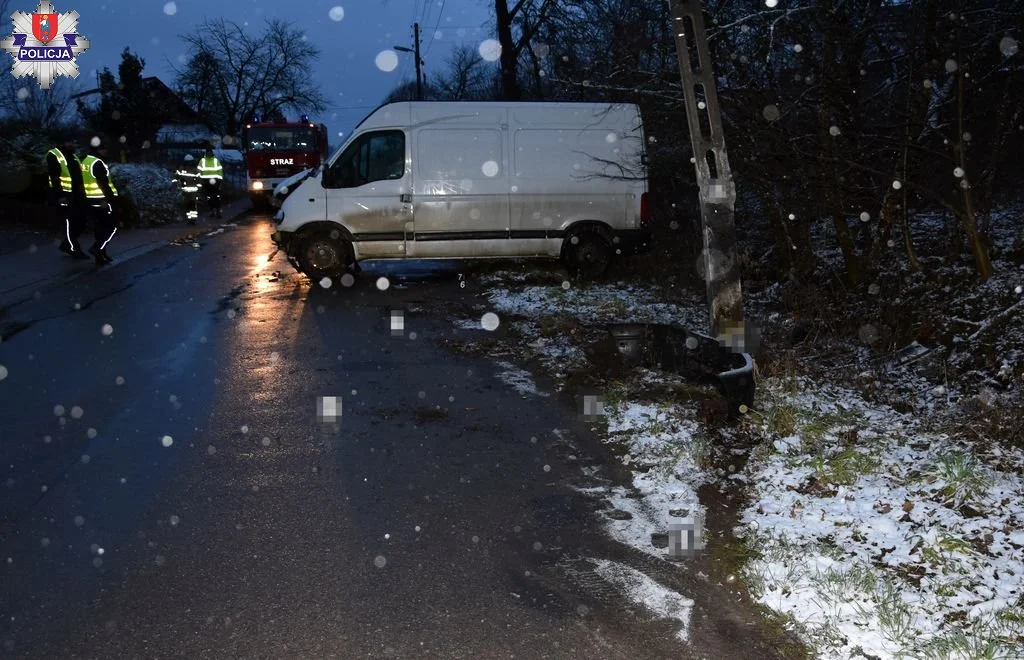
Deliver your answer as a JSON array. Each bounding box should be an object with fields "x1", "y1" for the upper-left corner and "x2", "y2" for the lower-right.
[
  {"x1": 0, "y1": 128, "x2": 57, "y2": 197},
  {"x1": 109, "y1": 163, "x2": 182, "y2": 226}
]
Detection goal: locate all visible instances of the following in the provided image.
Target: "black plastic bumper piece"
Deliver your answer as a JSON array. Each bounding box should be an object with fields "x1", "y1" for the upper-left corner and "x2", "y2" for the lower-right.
[{"x1": 608, "y1": 323, "x2": 755, "y2": 416}]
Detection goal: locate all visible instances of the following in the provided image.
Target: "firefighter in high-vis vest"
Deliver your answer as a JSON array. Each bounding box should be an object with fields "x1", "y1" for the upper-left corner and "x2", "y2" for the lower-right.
[
  {"x1": 173, "y1": 154, "x2": 201, "y2": 224},
  {"x1": 197, "y1": 147, "x2": 223, "y2": 218},
  {"x1": 45, "y1": 134, "x2": 89, "y2": 258},
  {"x1": 80, "y1": 138, "x2": 119, "y2": 266}
]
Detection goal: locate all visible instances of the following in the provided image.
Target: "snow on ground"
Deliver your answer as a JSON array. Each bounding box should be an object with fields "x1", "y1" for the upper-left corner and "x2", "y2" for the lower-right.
[
  {"x1": 485, "y1": 281, "x2": 706, "y2": 329},
  {"x1": 591, "y1": 558, "x2": 695, "y2": 642},
  {"x1": 599, "y1": 399, "x2": 710, "y2": 554},
  {"x1": 461, "y1": 268, "x2": 1024, "y2": 658},
  {"x1": 493, "y1": 360, "x2": 549, "y2": 398},
  {"x1": 739, "y1": 378, "x2": 1024, "y2": 659}
]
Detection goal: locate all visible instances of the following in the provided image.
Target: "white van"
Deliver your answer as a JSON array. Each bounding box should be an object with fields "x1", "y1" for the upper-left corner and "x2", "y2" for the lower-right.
[{"x1": 271, "y1": 101, "x2": 652, "y2": 279}]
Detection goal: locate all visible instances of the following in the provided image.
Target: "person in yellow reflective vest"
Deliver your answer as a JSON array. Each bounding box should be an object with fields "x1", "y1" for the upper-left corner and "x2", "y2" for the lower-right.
[
  {"x1": 80, "y1": 138, "x2": 119, "y2": 266},
  {"x1": 173, "y1": 154, "x2": 201, "y2": 224},
  {"x1": 45, "y1": 134, "x2": 89, "y2": 258},
  {"x1": 197, "y1": 147, "x2": 224, "y2": 218}
]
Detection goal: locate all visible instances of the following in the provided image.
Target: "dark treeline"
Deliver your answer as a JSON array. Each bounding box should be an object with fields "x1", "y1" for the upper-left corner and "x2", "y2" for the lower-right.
[{"x1": 414, "y1": 1, "x2": 1023, "y2": 284}]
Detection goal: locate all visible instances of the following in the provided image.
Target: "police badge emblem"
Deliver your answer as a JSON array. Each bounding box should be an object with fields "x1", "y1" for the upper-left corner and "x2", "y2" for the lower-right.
[{"x1": 1, "y1": 1, "x2": 90, "y2": 89}]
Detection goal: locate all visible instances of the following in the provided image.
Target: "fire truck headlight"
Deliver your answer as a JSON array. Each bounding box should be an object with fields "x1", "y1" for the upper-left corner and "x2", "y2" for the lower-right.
[{"x1": 251, "y1": 181, "x2": 264, "y2": 191}]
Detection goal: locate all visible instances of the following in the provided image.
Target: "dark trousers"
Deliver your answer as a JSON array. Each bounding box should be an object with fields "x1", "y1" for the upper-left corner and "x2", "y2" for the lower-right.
[
  {"x1": 202, "y1": 179, "x2": 221, "y2": 210},
  {"x1": 59, "y1": 203, "x2": 87, "y2": 252},
  {"x1": 86, "y1": 203, "x2": 117, "y2": 252}
]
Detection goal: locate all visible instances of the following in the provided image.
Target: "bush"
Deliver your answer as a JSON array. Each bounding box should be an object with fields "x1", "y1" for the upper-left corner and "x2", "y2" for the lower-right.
[
  {"x1": 0, "y1": 128, "x2": 57, "y2": 197},
  {"x1": 109, "y1": 163, "x2": 182, "y2": 226}
]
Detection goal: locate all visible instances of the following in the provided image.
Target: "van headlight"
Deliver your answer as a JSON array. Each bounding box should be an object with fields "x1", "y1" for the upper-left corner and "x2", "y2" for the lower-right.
[{"x1": 251, "y1": 181, "x2": 264, "y2": 191}]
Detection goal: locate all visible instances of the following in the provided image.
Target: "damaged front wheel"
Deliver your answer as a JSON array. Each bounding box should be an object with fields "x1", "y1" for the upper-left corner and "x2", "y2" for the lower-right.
[{"x1": 296, "y1": 228, "x2": 354, "y2": 281}]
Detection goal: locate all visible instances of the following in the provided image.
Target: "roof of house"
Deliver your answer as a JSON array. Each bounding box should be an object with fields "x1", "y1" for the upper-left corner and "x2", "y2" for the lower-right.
[
  {"x1": 154, "y1": 123, "x2": 219, "y2": 145},
  {"x1": 142, "y1": 76, "x2": 204, "y2": 125}
]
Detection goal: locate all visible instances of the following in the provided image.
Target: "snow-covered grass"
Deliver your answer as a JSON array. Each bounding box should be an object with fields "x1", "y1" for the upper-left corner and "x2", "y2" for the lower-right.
[
  {"x1": 596, "y1": 396, "x2": 711, "y2": 557},
  {"x1": 110, "y1": 163, "x2": 182, "y2": 226},
  {"x1": 454, "y1": 261, "x2": 1024, "y2": 658},
  {"x1": 739, "y1": 379, "x2": 1024, "y2": 659},
  {"x1": 485, "y1": 281, "x2": 707, "y2": 329}
]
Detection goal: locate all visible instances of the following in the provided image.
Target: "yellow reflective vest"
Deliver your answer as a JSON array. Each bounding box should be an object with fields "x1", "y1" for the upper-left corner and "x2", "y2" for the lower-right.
[
  {"x1": 46, "y1": 147, "x2": 76, "y2": 193},
  {"x1": 198, "y1": 155, "x2": 223, "y2": 180},
  {"x1": 80, "y1": 155, "x2": 119, "y2": 199}
]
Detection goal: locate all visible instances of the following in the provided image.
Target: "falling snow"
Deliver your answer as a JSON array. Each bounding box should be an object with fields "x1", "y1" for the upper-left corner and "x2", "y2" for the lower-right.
[
  {"x1": 1000, "y1": 36, "x2": 1019, "y2": 57},
  {"x1": 375, "y1": 50, "x2": 399, "y2": 72},
  {"x1": 478, "y1": 39, "x2": 501, "y2": 62}
]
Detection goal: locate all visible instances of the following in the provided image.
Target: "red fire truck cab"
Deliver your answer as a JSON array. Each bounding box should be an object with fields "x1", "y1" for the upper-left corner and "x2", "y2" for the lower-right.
[{"x1": 241, "y1": 115, "x2": 328, "y2": 208}]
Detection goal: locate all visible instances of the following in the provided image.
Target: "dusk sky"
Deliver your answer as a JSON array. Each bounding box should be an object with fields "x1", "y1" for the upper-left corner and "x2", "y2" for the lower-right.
[{"x1": 57, "y1": 0, "x2": 494, "y2": 138}]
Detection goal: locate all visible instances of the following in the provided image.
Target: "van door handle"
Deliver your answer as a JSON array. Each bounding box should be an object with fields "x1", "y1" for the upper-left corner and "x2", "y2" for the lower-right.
[{"x1": 400, "y1": 194, "x2": 412, "y2": 203}]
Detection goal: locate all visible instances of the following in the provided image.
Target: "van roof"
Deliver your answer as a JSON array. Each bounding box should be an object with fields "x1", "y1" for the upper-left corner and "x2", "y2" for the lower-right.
[{"x1": 351, "y1": 100, "x2": 642, "y2": 133}]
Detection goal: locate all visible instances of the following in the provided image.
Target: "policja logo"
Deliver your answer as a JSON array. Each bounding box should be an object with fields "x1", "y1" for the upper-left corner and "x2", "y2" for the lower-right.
[{"x1": 1, "y1": 1, "x2": 89, "y2": 89}]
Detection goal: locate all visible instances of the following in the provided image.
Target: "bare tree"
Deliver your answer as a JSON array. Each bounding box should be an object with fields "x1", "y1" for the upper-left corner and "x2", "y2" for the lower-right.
[
  {"x1": 174, "y1": 19, "x2": 328, "y2": 136},
  {"x1": 434, "y1": 45, "x2": 493, "y2": 100},
  {"x1": 493, "y1": 0, "x2": 558, "y2": 100},
  {"x1": 0, "y1": 75, "x2": 81, "y2": 128},
  {"x1": 384, "y1": 79, "x2": 439, "y2": 103}
]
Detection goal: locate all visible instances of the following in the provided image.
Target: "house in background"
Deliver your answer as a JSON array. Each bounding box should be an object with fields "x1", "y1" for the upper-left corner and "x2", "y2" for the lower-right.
[{"x1": 144, "y1": 77, "x2": 242, "y2": 165}]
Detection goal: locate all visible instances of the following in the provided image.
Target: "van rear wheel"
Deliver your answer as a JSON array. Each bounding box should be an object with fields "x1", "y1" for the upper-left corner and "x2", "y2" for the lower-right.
[
  {"x1": 296, "y1": 228, "x2": 354, "y2": 280},
  {"x1": 563, "y1": 229, "x2": 613, "y2": 279}
]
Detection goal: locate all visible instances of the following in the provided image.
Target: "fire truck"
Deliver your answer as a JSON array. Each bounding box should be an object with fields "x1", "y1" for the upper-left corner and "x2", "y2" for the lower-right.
[{"x1": 241, "y1": 114, "x2": 328, "y2": 208}]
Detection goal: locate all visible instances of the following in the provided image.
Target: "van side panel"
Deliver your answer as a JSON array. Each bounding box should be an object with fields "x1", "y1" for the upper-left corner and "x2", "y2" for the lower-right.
[
  {"x1": 508, "y1": 106, "x2": 642, "y2": 252},
  {"x1": 408, "y1": 107, "x2": 511, "y2": 257}
]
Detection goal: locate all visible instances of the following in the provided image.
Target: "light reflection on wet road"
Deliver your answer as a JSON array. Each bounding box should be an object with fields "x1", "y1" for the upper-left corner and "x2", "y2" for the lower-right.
[{"x1": 0, "y1": 216, "x2": 787, "y2": 659}]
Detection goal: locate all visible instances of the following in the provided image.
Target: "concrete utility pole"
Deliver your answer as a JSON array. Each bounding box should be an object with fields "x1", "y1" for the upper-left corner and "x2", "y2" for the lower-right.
[{"x1": 669, "y1": 0, "x2": 745, "y2": 351}]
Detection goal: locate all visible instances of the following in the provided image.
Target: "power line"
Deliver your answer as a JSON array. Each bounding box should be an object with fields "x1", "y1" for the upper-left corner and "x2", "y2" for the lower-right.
[
  {"x1": 423, "y1": 0, "x2": 447, "y2": 57},
  {"x1": 420, "y1": 0, "x2": 433, "y2": 29}
]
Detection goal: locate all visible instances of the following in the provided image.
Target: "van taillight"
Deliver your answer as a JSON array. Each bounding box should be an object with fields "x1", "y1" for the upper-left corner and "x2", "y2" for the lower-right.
[{"x1": 640, "y1": 193, "x2": 650, "y2": 228}]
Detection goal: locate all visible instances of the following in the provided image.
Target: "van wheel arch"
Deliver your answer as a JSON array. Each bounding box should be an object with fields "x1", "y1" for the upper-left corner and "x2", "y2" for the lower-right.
[{"x1": 293, "y1": 221, "x2": 356, "y2": 246}]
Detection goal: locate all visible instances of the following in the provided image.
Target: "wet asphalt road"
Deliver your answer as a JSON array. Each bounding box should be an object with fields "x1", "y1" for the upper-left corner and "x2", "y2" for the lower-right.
[{"x1": 0, "y1": 215, "x2": 789, "y2": 659}]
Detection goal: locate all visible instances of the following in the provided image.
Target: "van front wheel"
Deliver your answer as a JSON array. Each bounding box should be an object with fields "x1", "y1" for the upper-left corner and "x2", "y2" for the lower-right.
[
  {"x1": 563, "y1": 230, "x2": 613, "y2": 279},
  {"x1": 296, "y1": 228, "x2": 354, "y2": 280}
]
